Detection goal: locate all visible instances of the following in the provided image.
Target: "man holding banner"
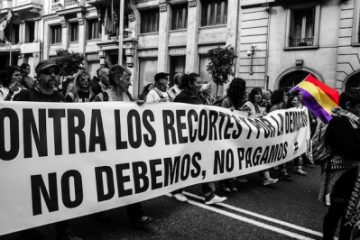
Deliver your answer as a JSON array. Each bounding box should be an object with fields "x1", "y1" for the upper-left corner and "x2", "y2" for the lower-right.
[{"x1": 14, "y1": 60, "x2": 82, "y2": 240}]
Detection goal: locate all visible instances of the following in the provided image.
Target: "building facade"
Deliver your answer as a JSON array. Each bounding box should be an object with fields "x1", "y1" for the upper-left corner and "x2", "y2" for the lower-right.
[{"x1": 1, "y1": 0, "x2": 360, "y2": 96}]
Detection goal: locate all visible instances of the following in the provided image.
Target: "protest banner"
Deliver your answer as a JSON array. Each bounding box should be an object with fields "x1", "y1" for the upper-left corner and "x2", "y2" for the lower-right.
[{"x1": 0, "y1": 101, "x2": 310, "y2": 235}]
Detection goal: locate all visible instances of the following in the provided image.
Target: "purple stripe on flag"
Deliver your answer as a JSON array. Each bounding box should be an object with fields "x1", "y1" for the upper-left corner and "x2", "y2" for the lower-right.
[{"x1": 293, "y1": 87, "x2": 332, "y2": 123}]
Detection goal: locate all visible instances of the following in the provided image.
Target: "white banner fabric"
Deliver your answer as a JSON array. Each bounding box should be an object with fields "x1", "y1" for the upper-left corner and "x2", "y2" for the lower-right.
[{"x1": 0, "y1": 101, "x2": 310, "y2": 235}]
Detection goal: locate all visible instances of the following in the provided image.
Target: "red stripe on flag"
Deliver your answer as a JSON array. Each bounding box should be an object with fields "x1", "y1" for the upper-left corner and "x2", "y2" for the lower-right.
[{"x1": 303, "y1": 74, "x2": 339, "y2": 105}]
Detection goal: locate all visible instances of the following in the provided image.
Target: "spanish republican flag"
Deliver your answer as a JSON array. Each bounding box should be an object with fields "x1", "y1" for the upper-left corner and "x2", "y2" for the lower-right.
[{"x1": 292, "y1": 74, "x2": 339, "y2": 123}]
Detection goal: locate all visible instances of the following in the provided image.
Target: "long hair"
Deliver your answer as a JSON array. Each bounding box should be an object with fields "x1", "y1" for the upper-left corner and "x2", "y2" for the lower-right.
[
  {"x1": 227, "y1": 78, "x2": 246, "y2": 109},
  {"x1": 0, "y1": 66, "x2": 20, "y2": 87},
  {"x1": 248, "y1": 87, "x2": 262, "y2": 104},
  {"x1": 271, "y1": 89, "x2": 285, "y2": 106}
]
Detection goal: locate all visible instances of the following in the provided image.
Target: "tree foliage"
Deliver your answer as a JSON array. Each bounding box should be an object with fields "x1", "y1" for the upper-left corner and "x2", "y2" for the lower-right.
[
  {"x1": 54, "y1": 49, "x2": 84, "y2": 76},
  {"x1": 206, "y1": 45, "x2": 237, "y2": 95}
]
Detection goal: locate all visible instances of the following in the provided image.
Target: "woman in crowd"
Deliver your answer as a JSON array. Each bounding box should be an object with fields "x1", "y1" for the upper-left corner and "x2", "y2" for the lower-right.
[
  {"x1": 198, "y1": 81, "x2": 214, "y2": 105},
  {"x1": 285, "y1": 91, "x2": 308, "y2": 176},
  {"x1": 0, "y1": 66, "x2": 25, "y2": 101},
  {"x1": 321, "y1": 89, "x2": 360, "y2": 240},
  {"x1": 219, "y1": 78, "x2": 248, "y2": 192},
  {"x1": 65, "y1": 70, "x2": 96, "y2": 102},
  {"x1": 173, "y1": 74, "x2": 227, "y2": 205},
  {"x1": 241, "y1": 87, "x2": 278, "y2": 185},
  {"x1": 269, "y1": 89, "x2": 292, "y2": 180}
]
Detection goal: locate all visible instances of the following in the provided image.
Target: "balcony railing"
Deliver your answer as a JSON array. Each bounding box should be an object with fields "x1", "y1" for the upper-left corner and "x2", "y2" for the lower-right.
[
  {"x1": 52, "y1": 2, "x2": 63, "y2": 11},
  {"x1": 289, "y1": 37, "x2": 314, "y2": 47},
  {"x1": 65, "y1": 0, "x2": 77, "y2": 7},
  {"x1": 65, "y1": 0, "x2": 84, "y2": 7}
]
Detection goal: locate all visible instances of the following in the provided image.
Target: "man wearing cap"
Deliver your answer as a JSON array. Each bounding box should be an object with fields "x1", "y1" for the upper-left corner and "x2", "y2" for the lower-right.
[
  {"x1": 146, "y1": 72, "x2": 172, "y2": 102},
  {"x1": 14, "y1": 60, "x2": 64, "y2": 102},
  {"x1": 14, "y1": 60, "x2": 82, "y2": 240}
]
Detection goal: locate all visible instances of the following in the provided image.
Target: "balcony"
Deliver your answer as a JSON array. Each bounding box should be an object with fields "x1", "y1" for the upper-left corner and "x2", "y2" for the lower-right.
[
  {"x1": 0, "y1": 0, "x2": 12, "y2": 8},
  {"x1": 87, "y1": 0, "x2": 111, "y2": 7},
  {"x1": 57, "y1": 0, "x2": 85, "y2": 15},
  {"x1": 289, "y1": 37, "x2": 314, "y2": 47},
  {"x1": 52, "y1": 2, "x2": 63, "y2": 11},
  {"x1": 276, "y1": 0, "x2": 319, "y2": 6},
  {"x1": 64, "y1": 0, "x2": 84, "y2": 8},
  {"x1": 12, "y1": 0, "x2": 42, "y2": 15},
  {"x1": 0, "y1": 0, "x2": 12, "y2": 15}
]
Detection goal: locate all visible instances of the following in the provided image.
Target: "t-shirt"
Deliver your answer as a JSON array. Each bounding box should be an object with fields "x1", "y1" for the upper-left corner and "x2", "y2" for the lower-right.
[
  {"x1": 146, "y1": 88, "x2": 171, "y2": 103},
  {"x1": 14, "y1": 87, "x2": 65, "y2": 102}
]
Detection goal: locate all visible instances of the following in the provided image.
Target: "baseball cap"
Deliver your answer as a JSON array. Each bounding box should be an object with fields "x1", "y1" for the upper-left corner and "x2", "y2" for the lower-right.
[
  {"x1": 154, "y1": 72, "x2": 169, "y2": 82},
  {"x1": 35, "y1": 60, "x2": 59, "y2": 74}
]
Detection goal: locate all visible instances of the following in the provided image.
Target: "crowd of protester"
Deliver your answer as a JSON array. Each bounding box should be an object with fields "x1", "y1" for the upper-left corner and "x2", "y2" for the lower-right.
[{"x1": 2, "y1": 60, "x2": 360, "y2": 239}]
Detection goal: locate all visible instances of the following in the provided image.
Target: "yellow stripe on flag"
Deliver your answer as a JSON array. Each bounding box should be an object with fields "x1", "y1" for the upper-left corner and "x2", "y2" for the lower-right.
[{"x1": 297, "y1": 81, "x2": 338, "y2": 114}]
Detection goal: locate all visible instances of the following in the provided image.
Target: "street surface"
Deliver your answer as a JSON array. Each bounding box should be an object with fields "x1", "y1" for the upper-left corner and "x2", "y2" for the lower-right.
[{"x1": 1, "y1": 163, "x2": 327, "y2": 240}]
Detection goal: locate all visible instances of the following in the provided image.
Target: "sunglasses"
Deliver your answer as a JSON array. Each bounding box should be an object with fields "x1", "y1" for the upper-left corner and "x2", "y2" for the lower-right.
[{"x1": 41, "y1": 68, "x2": 59, "y2": 75}]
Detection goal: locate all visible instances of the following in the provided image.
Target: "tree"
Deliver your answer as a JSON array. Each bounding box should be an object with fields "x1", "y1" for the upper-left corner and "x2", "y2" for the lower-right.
[
  {"x1": 54, "y1": 49, "x2": 84, "y2": 77},
  {"x1": 207, "y1": 45, "x2": 237, "y2": 97}
]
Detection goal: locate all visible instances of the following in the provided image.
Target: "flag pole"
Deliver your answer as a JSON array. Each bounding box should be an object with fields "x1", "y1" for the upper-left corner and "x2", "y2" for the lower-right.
[
  {"x1": 9, "y1": 21, "x2": 12, "y2": 66},
  {"x1": 118, "y1": 0, "x2": 125, "y2": 66}
]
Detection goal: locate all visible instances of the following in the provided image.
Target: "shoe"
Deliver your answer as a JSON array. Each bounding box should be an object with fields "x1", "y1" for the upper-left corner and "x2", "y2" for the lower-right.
[
  {"x1": 234, "y1": 177, "x2": 248, "y2": 183},
  {"x1": 205, "y1": 195, "x2": 227, "y2": 205},
  {"x1": 294, "y1": 168, "x2": 308, "y2": 176},
  {"x1": 132, "y1": 215, "x2": 153, "y2": 228},
  {"x1": 54, "y1": 231, "x2": 82, "y2": 240},
  {"x1": 262, "y1": 177, "x2": 278, "y2": 186},
  {"x1": 20, "y1": 229, "x2": 44, "y2": 240},
  {"x1": 173, "y1": 193, "x2": 188, "y2": 202},
  {"x1": 221, "y1": 185, "x2": 231, "y2": 193},
  {"x1": 232, "y1": 186, "x2": 239, "y2": 192},
  {"x1": 280, "y1": 174, "x2": 293, "y2": 181}
]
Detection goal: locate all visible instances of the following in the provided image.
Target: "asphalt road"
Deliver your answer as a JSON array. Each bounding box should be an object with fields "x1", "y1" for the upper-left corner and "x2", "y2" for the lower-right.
[{"x1": 0, "y1": 163, "x2": 327, "y2": 240}]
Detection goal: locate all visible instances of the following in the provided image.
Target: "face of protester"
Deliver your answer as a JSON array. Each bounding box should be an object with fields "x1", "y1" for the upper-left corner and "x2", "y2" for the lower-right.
[
  {"x1": 11, "y1": 70, "x2": 22, "y2": 84},
  {"x1": 23, "y1": 66, "x2": 30, "y2": 75},
  {"x1": 99, "y1": 68, "x2": 110, "y2": 86},
  {"x1": 290, "y1": 96, "x2": 300, "y2": 107},
  {"x1": 78, "y1": 74, "x2": 90, "y2": 89},
  {"x1": 193, "y1": 78, "x2": 203, "y2": 94},
  {"x1": 254, "y1": 91, "x2": 262, "y2": 104},
  {"x1": 38, "y1": 67, "x2": 59, "y2": 90},
  {"x1": 115, "y1": 69, "x2": 132, "y2": 92},
  {"x1": 156, "y1": 77, "x2": 169, "y2": 92}
]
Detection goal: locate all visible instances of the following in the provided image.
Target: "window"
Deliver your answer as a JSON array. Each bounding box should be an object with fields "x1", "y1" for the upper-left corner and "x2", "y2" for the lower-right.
[
  {"x1": 286, "y1": 5, "x2": 320, "y2": 48},
  {"x1": 69, "y1": 22, "x2": 78, "y2": 42},
  {"x1": 289, "y1": 8, "x2": 315, "y2": 47},
  {"x1": 171, "y1": 4, "x2": 187, "y2": 30},
  {"x1": 201, "y1": 0, "x2": 228, "y2": 27},
  {"x1": 50, "y1": 25, "x2": 62, "y2": 44},
  {"x1": 138, "y1": 58, "x2": 158, "y2": 95},
  {"x1": 140, "y1": 9, "x2": 159, "y2": 33},
  {"x1": 11, "y1": 24, "x2": 20, "y2": 44},
  {"x1": 169, "y1": 56, "x2": 186, "y2": 85},
  {"x1": 25, "y1": 21, "x2": 35, "y2": 43},
  {"x1": 87, "y1": 19, "x2": 101, "y2": 40}
]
